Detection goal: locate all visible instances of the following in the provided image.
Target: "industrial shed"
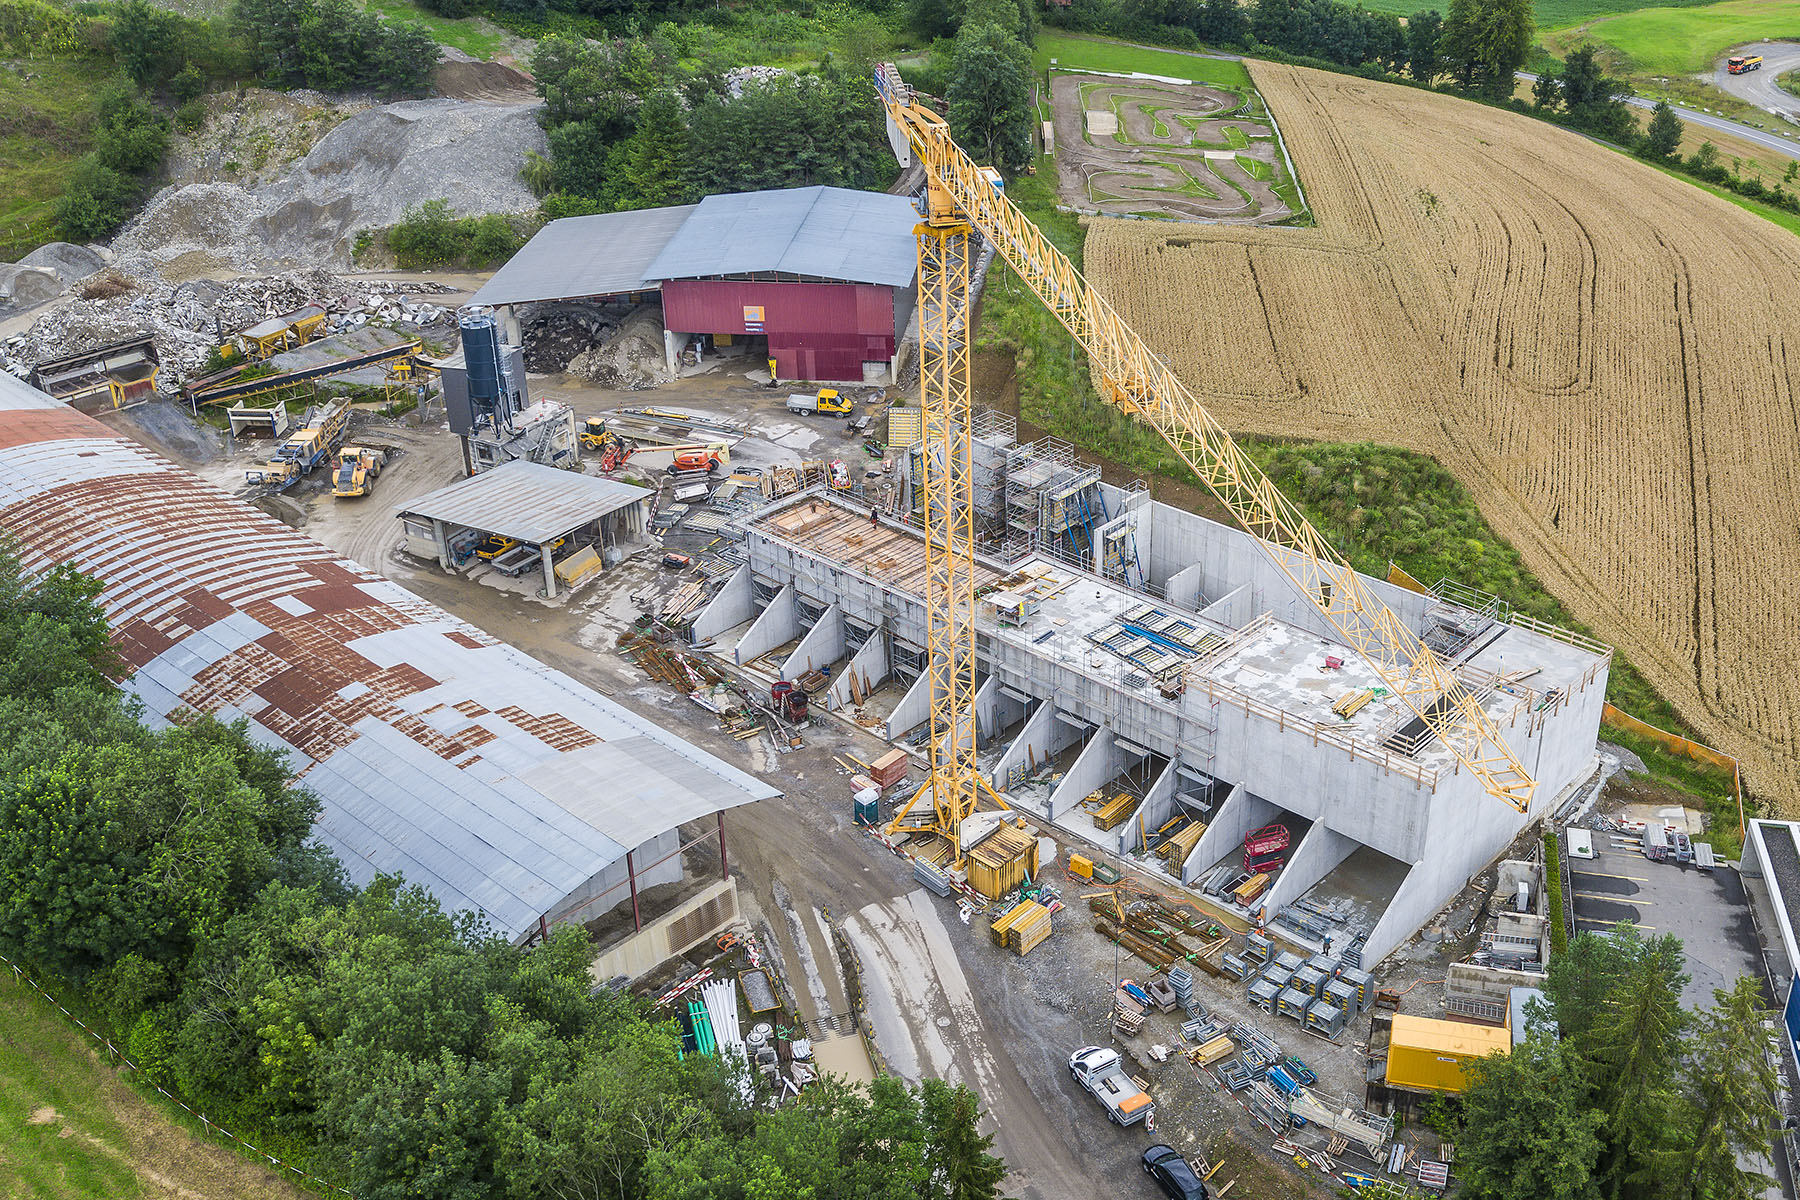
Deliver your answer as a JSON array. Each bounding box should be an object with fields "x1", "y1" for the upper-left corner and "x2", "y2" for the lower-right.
[
  {"x1": 396, "y1": 460, "x2": 650, "y2": 597},
  {"x1": 471, "y1": 185, "x2": 919, "y2": 384},
  {"x1": 0, "y1": 373, "x2": 777, "y2": 956}
]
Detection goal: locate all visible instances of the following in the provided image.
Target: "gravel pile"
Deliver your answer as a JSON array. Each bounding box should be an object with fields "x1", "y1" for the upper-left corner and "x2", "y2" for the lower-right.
[
  {"x1": 566, "y1": 304, "x2": 673, "y2": 389},
  {"x1": 0, "y1": 242, "x2": 108, "y2": 315},
  {"x1": 725, "y1": 65, "x2": 793, "y2": 97},
  {"x1": 2, "y1": 267, "x2": 456, "y2": 390},
  {"x1": 113, "y1": 96, "x2": 547, "y2": 273},
  {"x1": 520, "y1": 300, "x2": 629, "y2": 373}
]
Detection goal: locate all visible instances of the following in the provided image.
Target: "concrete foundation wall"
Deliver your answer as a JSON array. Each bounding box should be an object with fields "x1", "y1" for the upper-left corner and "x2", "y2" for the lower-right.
[
  {"x1": 1259, "y1": 825, "x2": 1360, "y2": 917},
  {"x1": 1121, "y1": 757, "x2": 1183, "y2": 856},
  {"x1": 828, "y1": 627, "x2": 890, "y2": 710},
  {"x1": 1164, "y1": 562, "x2": 1206, "y2": 611},
  {"x1": 980, "y1": 678, "x2": 1030, "y2": 743},
  {"x1": 735, "y1": 583, "x2": 799, "y2": 665},
  {"x1": 1447, "y1": 960, "x2": 1545, "y2": 1006},
  {"x1": 781, "y1": 601, "x2": 845, "y2": 679},
  {"x1": 989, "y1": 699, "x2": 1068, "y2": 793},
  {"x1": 1047, "y1": 728, "x2": 1121, "y2": 820},
  {"x1": 693, "y1": 565, "x2": 754, "y2": 643},
  {"x1": 1187, "y1": 785, "x2": 1279, "y2": 881},
  {"x1": 885, "y1": 668, "x2": 933, "y2": 740}
]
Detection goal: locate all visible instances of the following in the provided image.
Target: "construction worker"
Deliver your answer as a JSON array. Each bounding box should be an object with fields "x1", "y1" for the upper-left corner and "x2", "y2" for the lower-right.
[{"x1": 869, "y1": 508, "x2": 879, "y2": 529}]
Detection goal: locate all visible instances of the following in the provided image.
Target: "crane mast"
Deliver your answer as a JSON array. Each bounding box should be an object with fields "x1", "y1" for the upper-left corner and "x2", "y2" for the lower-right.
[
  {"x1": 873, "y1": 64, "x2": 1535, "y2": 825},
  {"x1": 882, "y1": 101, "x2": 1011, "y2": 856}
]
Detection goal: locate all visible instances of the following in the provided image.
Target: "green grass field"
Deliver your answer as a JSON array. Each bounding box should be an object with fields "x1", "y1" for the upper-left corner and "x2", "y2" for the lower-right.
[
  {"x1": 0, "y1": 975, "x2": 307, "y2": 1198},
  {"x1": 364, "y1": 0, "x2": 506, "y2": 59},
  {"x1": 1354, "y1": 0, "x2": 1722, "y2": 23},
  {"x1": 1036, "y1": 31, "x2": 1253, "y2": 89},
  {"x1": 0, "y1": 58, "x2": 106, "y2": 262},
  {"x1": 1543, "y1": 0, "x2": 1800, "y2": 74}
]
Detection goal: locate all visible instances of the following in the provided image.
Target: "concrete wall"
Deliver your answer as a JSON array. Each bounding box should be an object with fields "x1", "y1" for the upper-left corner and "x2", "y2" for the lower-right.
[
  {"x1": 990, "y1": 700, "x2": 1082, "y2": 796},
  {"x1": 735, "y1": 583, "x2": 799, "y2": 665},
  {"x1": 1447, "y1": 960, "x2": 1545, "y2": 1006},
  {"x1": 781, "y1": 601, "x2": 845, "y2": 679},
  {"x1": 828, "y1": 627, "x2": 890, "y2": 710},
  {"x1": 1259, "y1": 825, "x2": 1360, "y2": 916},
  {"x1": 693, "y1": 565, "x2": 755, "y2": 643},
  {"x1": 1047, "y1": 728, "x2": 1123, "y2": 820},
  {"x1": 885, "y1": 668, "x2": 932, "y2": 740},
  {"x1": 977, "y1": 677, "x2": 1030, "y2": 744},
  {"x1": 1187, "y1": 785, "x2": 1279, "y2": 881},
  {"x1": 1120, "y1": 757, "x2": 1183, "y2": 856}
]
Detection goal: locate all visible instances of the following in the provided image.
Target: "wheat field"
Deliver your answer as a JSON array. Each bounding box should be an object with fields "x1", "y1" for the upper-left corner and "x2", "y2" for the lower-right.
[{"x1": 1085, "y1": 63, "x2": 1800, "y2": 813}]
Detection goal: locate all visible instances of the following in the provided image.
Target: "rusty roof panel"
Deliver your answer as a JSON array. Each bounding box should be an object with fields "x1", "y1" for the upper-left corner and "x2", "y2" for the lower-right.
[{"x1": 0, "y1": 373, "x2": 777, "y2": 941}]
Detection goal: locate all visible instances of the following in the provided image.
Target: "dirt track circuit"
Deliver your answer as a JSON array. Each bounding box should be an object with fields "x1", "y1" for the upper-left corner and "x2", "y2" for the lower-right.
[{"x1": 1051, "y1": 73, "x2": 1294, "y2": 223}]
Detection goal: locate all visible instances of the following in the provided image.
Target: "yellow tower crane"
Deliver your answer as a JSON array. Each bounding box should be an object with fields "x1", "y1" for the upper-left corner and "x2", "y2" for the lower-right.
[{"x1": 873, "y1": 64, "x2": 1536, "y2": 857}]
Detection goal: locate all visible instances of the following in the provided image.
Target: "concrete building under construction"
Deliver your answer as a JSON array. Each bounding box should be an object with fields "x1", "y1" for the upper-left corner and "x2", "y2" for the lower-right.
[{"x1": 693, "y1": 416, "x2": 1610, "y2": 966}]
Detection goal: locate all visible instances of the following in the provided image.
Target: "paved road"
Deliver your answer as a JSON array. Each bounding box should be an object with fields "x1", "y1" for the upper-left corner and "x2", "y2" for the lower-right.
[
  {"x1": 1711, "y1": 41, "x2": 1800, "y2": 120},
  {"x1": 1520, "y1": 70, "x2": 1800, "y2": 162}
]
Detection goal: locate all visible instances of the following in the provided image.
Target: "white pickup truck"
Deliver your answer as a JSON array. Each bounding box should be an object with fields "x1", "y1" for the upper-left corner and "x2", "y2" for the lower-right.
[{"x1": 1069, "y1": 1046, "x2": 1154, "y2": 1126}]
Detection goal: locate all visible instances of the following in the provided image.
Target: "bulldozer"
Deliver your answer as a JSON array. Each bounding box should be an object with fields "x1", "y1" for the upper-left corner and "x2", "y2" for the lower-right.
[
  {"x1": 332, "y1": 445, "x2": 385, "y2": 499},
  {"x1": 578, "y1": 416, "x2": 615, "y2": 452}
]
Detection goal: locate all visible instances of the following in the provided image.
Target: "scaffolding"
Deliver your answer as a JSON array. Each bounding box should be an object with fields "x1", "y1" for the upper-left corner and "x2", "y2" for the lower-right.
[{"x1": 1002, "y1": 437, "x2": 1104, "y2": 566}]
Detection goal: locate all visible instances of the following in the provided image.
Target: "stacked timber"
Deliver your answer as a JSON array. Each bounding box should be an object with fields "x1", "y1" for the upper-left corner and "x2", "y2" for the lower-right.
[
  {"x1": 1093, "y1": 791, "x2": 1137, "y2": 831},
  {"x1": 989, "y1": 900, "x2": 1053, "y2": 955},
  {"x1": 1233, "y1": 872, "x2": 1271, "y2": 904},
  {"x1": 1157, "y1": 819, "x2": 1206, "y2": 865},
  {"x1": 869, "y1": 749, "x2": 910, "y2": 789}
]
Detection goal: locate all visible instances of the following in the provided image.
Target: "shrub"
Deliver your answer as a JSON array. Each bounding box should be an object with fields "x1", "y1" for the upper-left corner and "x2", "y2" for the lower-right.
[
  {"x1": 1544, "y1": 830, "x2": 1568, "y2": 958},
  {"x1": 57, "y1": 158, "x2": 137, "y2": 240},
  {"x1": 170, "y1": 62, "x2": 205, "y2": 102},
  {"x1": 386, "y1": 198, "x2": 464, "y2": 267},
  {"x1": 78, "y1": 271, "x2": 136, "y2": 300},
  {"x1": 175, "y1": 98, "x2": 205, "y2": 133}
]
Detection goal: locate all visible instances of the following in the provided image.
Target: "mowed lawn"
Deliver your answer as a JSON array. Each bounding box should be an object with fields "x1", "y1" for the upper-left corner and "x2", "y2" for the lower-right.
[
  {"x1": 1355, "y1": 0, "x2": 1720, "y2": 22},
  {"x1": 1544, "y1": 0, "x2": 1800, "y2": 73},
  {"x1": 0, "y1": 975, "x2": 307, "y2": 1199},
  {"x1": 1036, "y1": 31, "x2": 1253, "y2": 89}
]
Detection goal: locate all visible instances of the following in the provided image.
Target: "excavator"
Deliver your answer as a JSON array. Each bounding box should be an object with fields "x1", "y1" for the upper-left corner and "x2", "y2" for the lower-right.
[
  {"x1": 871, "y1": 62, "x2": 1536, "y2": 866},
  {"x1": 332, "y1": 445, "x2": 385, "y2": 499}
]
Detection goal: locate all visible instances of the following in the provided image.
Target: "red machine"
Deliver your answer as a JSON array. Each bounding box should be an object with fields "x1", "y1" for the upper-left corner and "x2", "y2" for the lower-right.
[
  {"x1": 771, "y1": 680, "x2": 808, "y2": 722},
  {"x1": 1244, "y1": 824, "x2": 1291, "y2": 873}
]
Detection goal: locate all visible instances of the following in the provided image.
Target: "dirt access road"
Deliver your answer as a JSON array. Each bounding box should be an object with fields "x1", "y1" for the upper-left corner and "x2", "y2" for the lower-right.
[{"x1": 1712, "y1": 41, "x2": 1800, "y2": 119}]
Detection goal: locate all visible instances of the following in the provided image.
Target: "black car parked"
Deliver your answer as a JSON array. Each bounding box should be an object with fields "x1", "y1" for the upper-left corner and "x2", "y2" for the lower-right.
[{"x1": 1142, "y1": 1144, "x2": 1208, "y2": 1200}]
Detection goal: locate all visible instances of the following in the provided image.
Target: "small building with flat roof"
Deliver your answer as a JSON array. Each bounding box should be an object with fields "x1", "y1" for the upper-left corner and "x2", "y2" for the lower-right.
[{"x1": 395, "y1": 459, "x2": 650, "y2": 597}]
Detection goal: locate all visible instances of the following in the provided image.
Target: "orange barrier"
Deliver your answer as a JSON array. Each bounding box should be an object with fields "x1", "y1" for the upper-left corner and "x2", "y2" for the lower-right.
[
  {"x1": 1387, "y1": 562, "x2": 1430, "y2": 594},
  {"x1": 1601, "y1": 703, "x2": 1744, "y2": 841}
]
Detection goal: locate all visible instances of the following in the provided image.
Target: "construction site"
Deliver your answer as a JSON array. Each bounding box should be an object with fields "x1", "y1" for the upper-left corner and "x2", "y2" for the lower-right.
[{"x1": 0, "y1": 57, "x2": 1713, "y2": 1200}]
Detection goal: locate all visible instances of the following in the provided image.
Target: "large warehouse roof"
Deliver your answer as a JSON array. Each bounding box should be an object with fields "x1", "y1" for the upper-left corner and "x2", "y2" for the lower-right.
[
  {"x1": 471, "y1": 204, "x2": 697, "y2": 308},
  {"x1": 471, "y1": 187, "x2": 919, "y2": 309},
  {"x1": 646, "y1": 187, "x2": 919, "y2": 287},
  {"x1": 0, "y1": 375, "x2": 777, "y2": 942},
  {"x1": 397, "y1": 460, "x2": 649, "y2": 544}
]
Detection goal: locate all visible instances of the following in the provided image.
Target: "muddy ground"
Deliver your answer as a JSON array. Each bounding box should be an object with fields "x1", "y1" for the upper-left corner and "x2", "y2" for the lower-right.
[{"x1": 106, "y1": 361, "x2": 1483, "y2": 1200}]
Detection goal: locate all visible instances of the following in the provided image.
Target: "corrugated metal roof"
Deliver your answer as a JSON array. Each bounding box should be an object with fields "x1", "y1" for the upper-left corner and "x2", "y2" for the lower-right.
[
  {"x1": 646, "y1": 186, "x2": 919, "y2": 287},
  {"x1": 471, "y1": 204, "x2": 697, "y2": 307},
  {"x1": 0, "y1": 374, "x2": 777, "y2": 942},
  {"x1": 396, "y1": 459, "x2": 650, "y2": 544}
]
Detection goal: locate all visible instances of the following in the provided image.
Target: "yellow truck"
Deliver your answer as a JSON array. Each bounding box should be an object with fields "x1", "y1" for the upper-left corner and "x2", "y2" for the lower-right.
[
  {"x1": 786, "y1": 389, "x2": 853, "y2": 417},
  {"x1": 332, "y1": 446, "x2": 385, "y2": 498}
]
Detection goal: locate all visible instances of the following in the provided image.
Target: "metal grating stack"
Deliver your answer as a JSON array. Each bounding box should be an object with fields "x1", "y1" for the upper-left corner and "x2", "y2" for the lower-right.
[{"x1": 1167, "y1": 966, "x2": 1198, "y2": 1014}]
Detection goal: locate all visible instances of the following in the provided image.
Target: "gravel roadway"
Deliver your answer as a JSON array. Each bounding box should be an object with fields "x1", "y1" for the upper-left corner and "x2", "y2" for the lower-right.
[{"x1": 1710, "y1": 41, "x2": 1800, "y2": 120}]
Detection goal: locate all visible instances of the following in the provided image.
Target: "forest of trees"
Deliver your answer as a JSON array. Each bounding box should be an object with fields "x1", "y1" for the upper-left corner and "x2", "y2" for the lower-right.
[
  {"x1": 0, "y1": 545, "x2": 1005, "y2": 1200},
  {"x1": 1452, "y1": 926, "x2": 1780, "y2": 1200}
]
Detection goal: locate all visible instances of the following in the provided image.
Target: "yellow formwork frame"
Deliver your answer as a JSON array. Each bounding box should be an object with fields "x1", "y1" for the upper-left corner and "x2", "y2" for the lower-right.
[
  {"x1": 874, "y1": 65, "x2": 1534, "y2": 814},
  {"x1": 885, "y1": 220, "x2": 1008, "y2": 859}
]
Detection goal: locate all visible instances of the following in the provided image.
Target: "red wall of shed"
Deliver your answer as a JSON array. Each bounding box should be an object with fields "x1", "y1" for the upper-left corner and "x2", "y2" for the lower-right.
[{"x1": 661, "y1": 279, "x2": 896, "y2": 381}]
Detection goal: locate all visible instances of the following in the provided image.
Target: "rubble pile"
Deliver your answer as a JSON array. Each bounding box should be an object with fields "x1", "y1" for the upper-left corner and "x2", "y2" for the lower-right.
[
  {"x1": 519, "y1": 300, "x2": 629, "y2": 373},
  {"x1": 724, "y1": 65, "x2": 793, "y2": 98},
  {"x1": 566, "y1": 304, "x2": 673, "y2": 390},
  {"x1": 2, "y1": 267, "x2": 456, "y2": 391}
]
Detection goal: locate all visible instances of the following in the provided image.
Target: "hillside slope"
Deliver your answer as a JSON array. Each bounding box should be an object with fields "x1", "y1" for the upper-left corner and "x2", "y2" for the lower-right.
[{"x1": 1086, "y1": 63, "x2": 1800, "y2": 813}]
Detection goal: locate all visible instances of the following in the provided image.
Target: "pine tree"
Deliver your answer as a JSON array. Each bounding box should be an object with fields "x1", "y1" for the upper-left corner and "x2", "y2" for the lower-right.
[
  {"x1": 1459, "y1": 1034, "x2": 1605, "y2": 1200},
  {"x1": 1644, "y1": 101, "x2": 1683, "y2": 160},
  {"x1": 619, "y1": 88, "x2": 691, "y2": 209},
  {"x1": 1588, "y1": 933, "x2": 1688, "y2": 1200},
  {"x1": 920, "y1": 1080, "x2": 1006, "y2": 1200},
  {"x1": 1679, "y1": 978, "x2": 1781, "y2": 1200}
]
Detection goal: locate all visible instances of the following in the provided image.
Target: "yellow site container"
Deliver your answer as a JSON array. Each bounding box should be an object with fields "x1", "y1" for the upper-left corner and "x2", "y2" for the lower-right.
[
  {"x1": 1384, "y1": 1015, "x2": 1510, "y2": 1094},
  {"x1": 1069, "y1": 854, "x2": 1094, "y2": 880}
]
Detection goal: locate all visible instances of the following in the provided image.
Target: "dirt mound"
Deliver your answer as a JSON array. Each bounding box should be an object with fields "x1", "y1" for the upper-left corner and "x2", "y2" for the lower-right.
[
  {"x1": 435, "y1": 57, "x2": 535, "y2": 101},
  {"x1": 113, "y1": 96, "x2": 545, "y2": 272},
  {"x1": 0, "y1": 242, "x2": 108, "y2": 315},
  {"x1": 567, "y1": 305, "x2": 672, "y2": 389},
  {"x1": 520, "y1": 300, "x2": 635, "y2": 372}
]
